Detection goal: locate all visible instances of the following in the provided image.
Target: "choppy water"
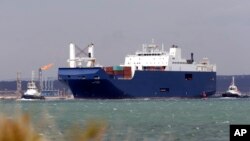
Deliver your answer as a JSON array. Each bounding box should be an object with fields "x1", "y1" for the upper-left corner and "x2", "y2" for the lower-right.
[{"x1": 0, "y1": 98, "x2": 250, "y2": 141}]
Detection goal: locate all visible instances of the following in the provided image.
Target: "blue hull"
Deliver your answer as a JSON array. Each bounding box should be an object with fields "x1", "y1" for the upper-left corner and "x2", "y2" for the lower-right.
[{"x1": 58, "y1": 68, "x2": 216, "y2": 99}]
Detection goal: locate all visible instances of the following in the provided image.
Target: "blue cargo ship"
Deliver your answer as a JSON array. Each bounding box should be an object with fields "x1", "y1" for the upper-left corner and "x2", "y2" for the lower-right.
[{"x1": 58, "y1": 41, "x2": 216, "y2": 98}]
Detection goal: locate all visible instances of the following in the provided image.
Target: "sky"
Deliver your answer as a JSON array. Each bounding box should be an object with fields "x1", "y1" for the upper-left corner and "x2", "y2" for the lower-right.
[{"x1": 0, "y1": 0, "x2": 250, "y2": 80}]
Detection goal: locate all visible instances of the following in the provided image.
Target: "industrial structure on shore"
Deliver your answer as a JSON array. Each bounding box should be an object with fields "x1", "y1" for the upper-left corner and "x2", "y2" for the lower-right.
[{"x1": 0, "y1": 64, "x2": 71, "y2": 100}]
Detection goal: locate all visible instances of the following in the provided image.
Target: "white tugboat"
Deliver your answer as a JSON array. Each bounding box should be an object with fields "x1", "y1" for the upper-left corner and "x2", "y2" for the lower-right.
[
  {"x1": 222, "y1": 76, "x2": 241, "y2": 97},
  {"x1": 21, "y1": 71, "x2": 45, "y2": 100}
]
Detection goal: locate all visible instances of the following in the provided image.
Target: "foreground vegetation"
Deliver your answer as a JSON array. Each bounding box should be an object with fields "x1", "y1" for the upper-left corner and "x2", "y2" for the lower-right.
[{"x1": 0, "y1": 114, "x2": 107, "y2": 141}]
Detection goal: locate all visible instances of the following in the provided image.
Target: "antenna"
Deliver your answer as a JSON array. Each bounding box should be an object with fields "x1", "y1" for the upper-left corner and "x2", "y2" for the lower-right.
[
  {"x1": 232, "y1": 76, "x2": 235, "y2": 86},
  {"x1": 31, "y1": 70, "x2": 35, "y2": 82},
  {"x1": 152, "y1": 38, "x2": 155, "y2": 44}
]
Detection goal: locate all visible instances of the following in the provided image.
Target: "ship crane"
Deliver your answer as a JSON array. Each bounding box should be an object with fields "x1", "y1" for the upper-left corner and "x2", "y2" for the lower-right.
[
  {"x1": 39, "y1": 63, "x2": 53, "y2": 90},
  {"x1": 68, "y1": 43, "x2": 96, "y2": 68}
]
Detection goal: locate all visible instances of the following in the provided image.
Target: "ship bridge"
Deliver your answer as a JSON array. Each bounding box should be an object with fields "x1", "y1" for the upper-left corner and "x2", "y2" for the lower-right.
[
  {"x1": 123, "y1": 43, "x2": 169, "y2": 75},
  {"x1": 123, "y1": 42, "x2": 216, "y2": 76},
  {"x1": 135, "y1": 43, "x2": 167, "y2": 56}
]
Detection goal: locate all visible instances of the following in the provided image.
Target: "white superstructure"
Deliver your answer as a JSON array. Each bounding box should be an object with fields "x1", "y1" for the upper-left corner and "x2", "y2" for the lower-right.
[
  {"x1": 69, "y1": 43, "x2": 77, "y2": 68},
  {"x1": 224, "y1": 76, "x2": 241, "y2": 96},
  {"x1": 123, "y1": 42, "x2": 216, "y2": 76},
  {"x1": 66, "y1": 41, "x2": 216, "y2": 76},
  {"x1": 24, "y1": 71, "x2": 41, "y2": 96}
]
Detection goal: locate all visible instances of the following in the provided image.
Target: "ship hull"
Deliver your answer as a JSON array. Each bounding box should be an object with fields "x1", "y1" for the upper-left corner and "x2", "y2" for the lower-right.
[
  {"x1": 58, "y1": 68, "x2": 216, "y2": 99},
  {"x1": 222, "y1": 93, "x2": 240, "y2": 97},
  {"x1": 21, "y1": 95, "x2": 45, "y2": 100}
]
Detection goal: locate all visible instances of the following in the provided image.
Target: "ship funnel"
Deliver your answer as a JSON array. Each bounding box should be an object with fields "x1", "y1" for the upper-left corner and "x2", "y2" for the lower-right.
[
  {"x1": 86, "y1": 43, "x2": 95, "y2": 67},
  {"x1": 69, "y1": 43, "x2": 76, "y2": 68},
  {"x1": 191, "y1": 53, "x2": 194, "y2": 63},
  {"x1": 88, "y1": 43, "x2": 94, "y2": 58}
]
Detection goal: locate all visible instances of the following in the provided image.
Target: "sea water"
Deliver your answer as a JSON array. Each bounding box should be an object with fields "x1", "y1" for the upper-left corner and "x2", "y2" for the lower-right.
[{"x1": 0, "y1": 98, "x2": 250, "y2": 141}]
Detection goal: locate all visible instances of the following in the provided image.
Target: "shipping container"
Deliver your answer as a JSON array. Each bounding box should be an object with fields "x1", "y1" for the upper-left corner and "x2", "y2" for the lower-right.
[
  {"x1": 113, "y1": 66, "x2": 123, "y2": 71},
  {"x1": 123, "y1": 66, "x2": 131, "y2": 71},
  {"x1": 104, "y1": 66, "x2": 113, "y2": 71}
]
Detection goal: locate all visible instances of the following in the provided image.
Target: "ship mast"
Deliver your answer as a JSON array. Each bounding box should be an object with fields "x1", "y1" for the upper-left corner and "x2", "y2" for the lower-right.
[
  {"x1": 31, "y1": 71, "x2": 35, "y2": 83},
  {"x1": 68, "y1": 43, "x2": 96, "y2": 68},
  {"x1": 232, "y1": 76, "x2": 235, "y2": 86}
]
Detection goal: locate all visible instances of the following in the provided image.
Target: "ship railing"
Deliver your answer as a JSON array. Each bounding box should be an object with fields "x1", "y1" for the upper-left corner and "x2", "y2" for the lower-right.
[{"x1": 196, "y1": 65, "x2": 216, "y2": 72}]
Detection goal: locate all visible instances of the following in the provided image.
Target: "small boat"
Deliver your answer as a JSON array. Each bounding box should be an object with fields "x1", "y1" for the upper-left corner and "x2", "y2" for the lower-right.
[
  {"x1": 21, "y1": 71, "x2": 45, "y2": 100},
  {"x1": 222, "y1": 76, "x2": 241, "y2": 97}
]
